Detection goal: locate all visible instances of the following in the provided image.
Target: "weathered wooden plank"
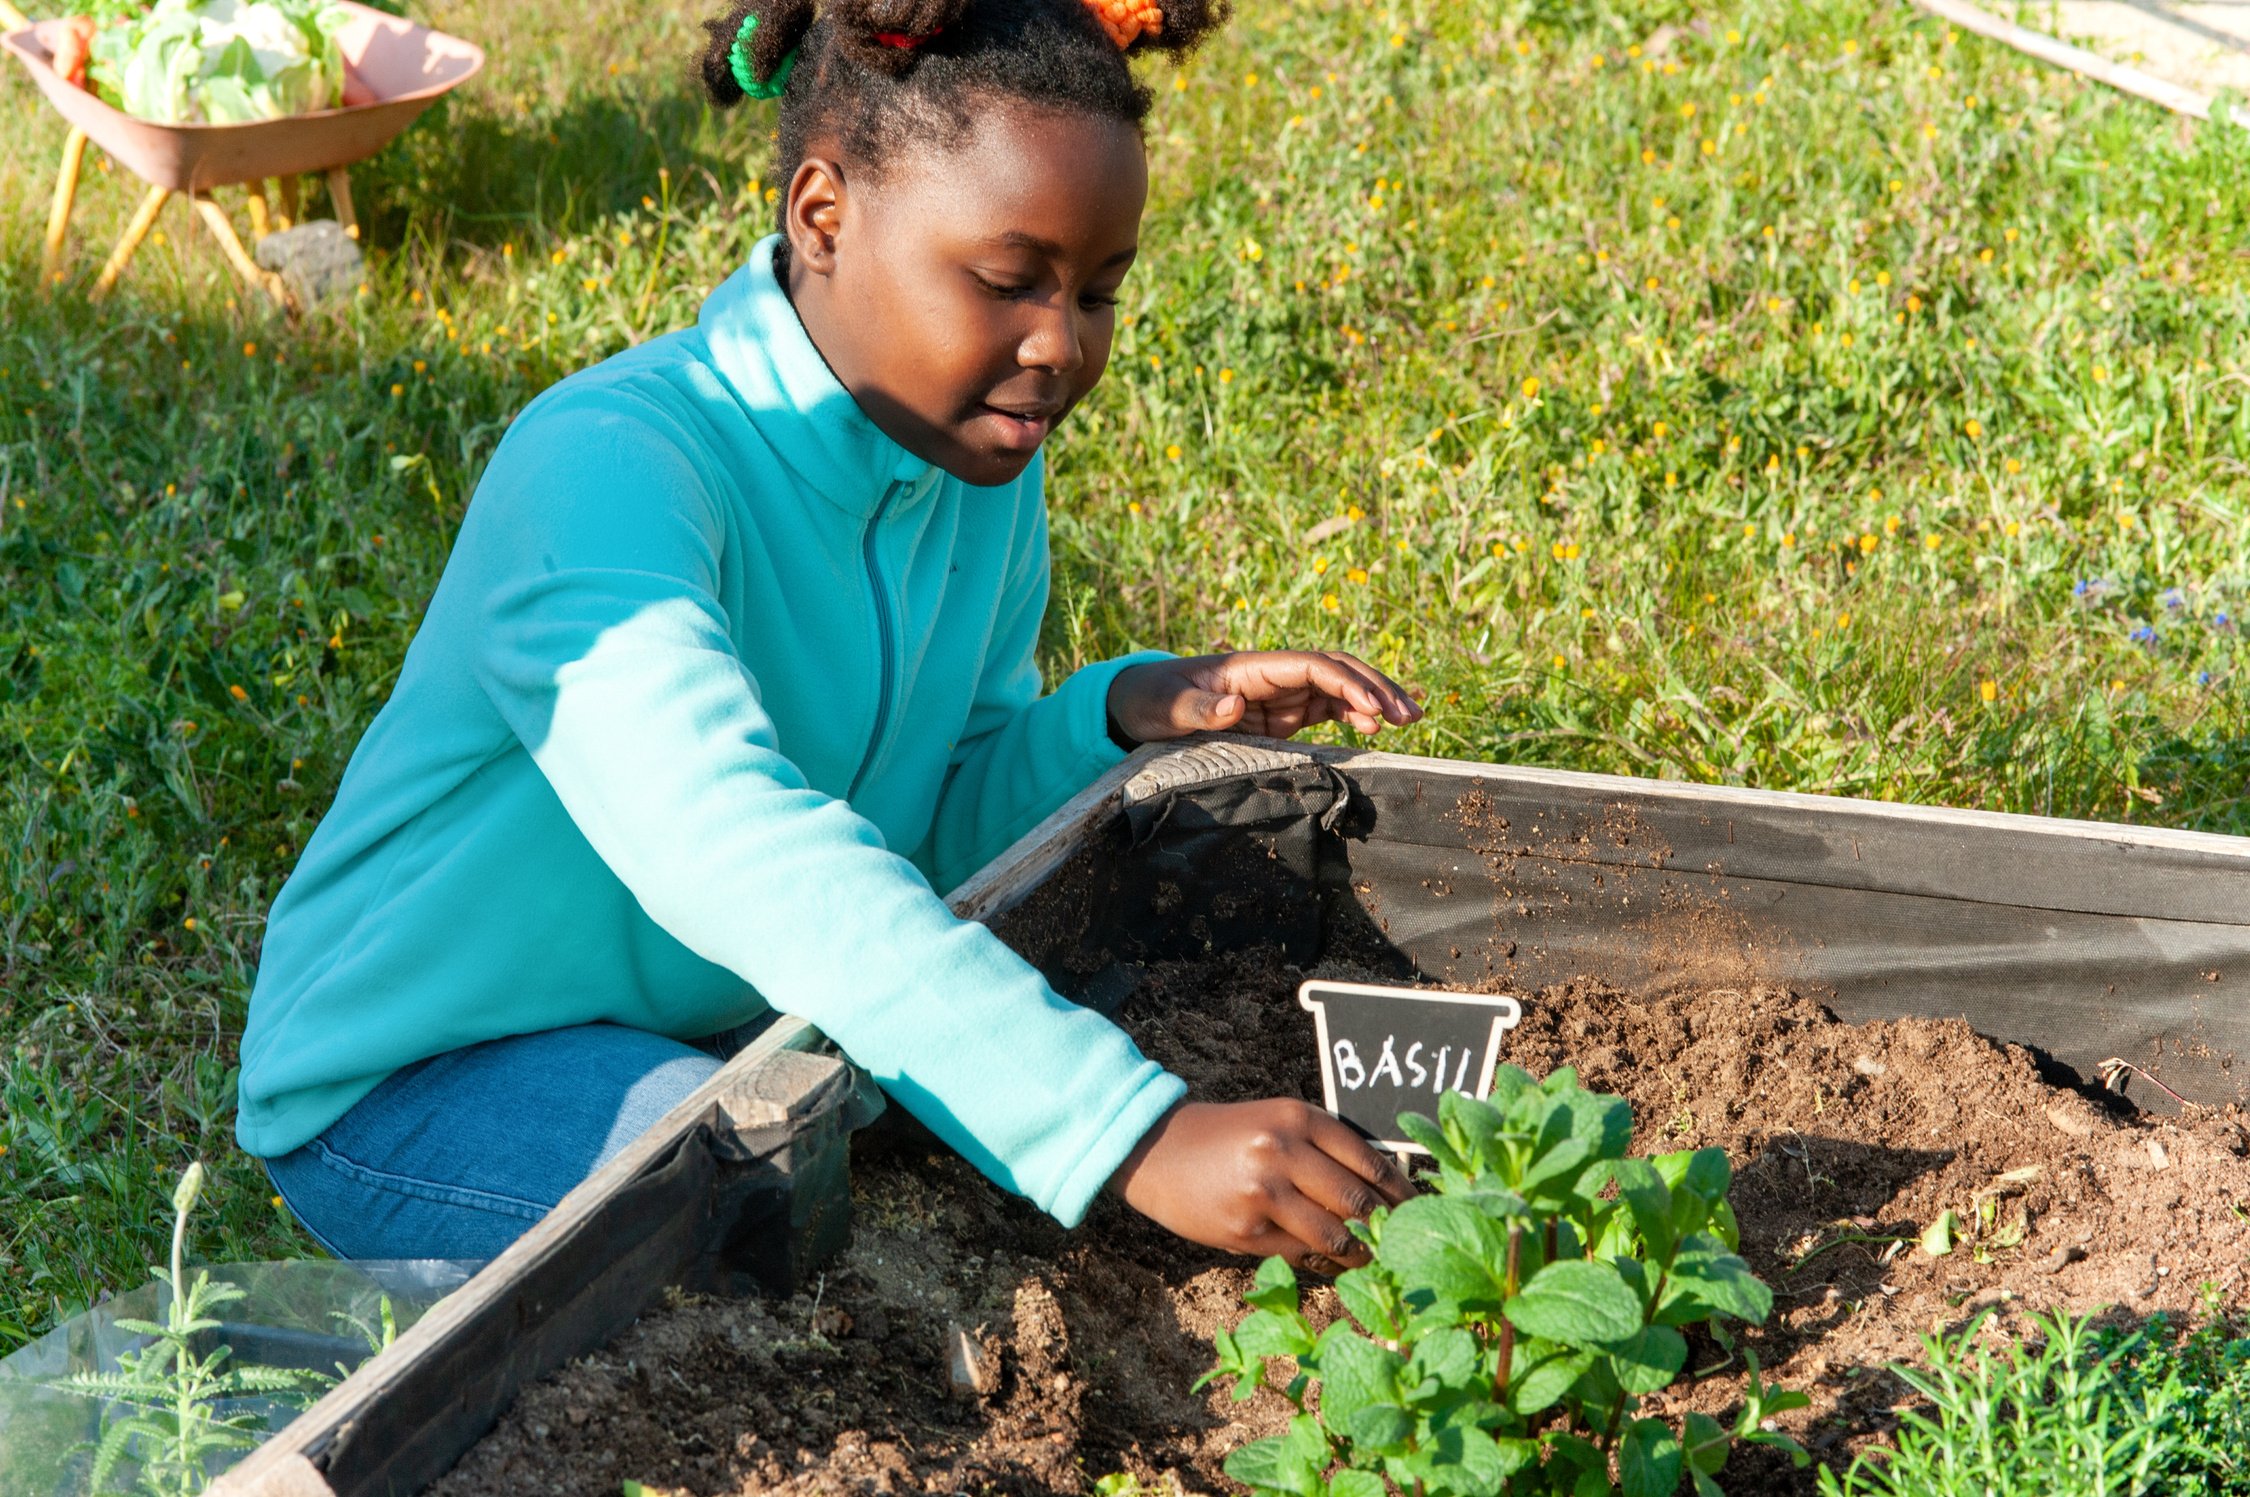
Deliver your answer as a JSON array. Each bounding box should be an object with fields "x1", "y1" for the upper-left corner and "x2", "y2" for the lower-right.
[{"x1": 213, "y1": 1048, "x2": 855, "y2": 1497}]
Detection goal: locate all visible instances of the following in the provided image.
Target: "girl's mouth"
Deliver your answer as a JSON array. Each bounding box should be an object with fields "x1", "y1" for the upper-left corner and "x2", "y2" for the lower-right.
[{"x1": 977, "y1": 402, "x2": 1058, "y2": 451}]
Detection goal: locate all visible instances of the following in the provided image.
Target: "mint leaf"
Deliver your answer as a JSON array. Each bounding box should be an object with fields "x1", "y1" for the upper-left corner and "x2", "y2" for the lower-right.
[
  {"x1": 1237, "y1": 1307, "x2": 1316, "y2": 1361},
  {"x1": 1332, "y1": 1266, "x2": 1399, "y2": 1339},
  {"x1": 1505, "y1": 1340, "x2": 1594, "y2": 1416},
  {"x1": 1375, "y1": 1196, "x2": 1511, "y2": 1315},
  {"x1": 1306, "y1": 1322, "x2": 1403, "y2": 1421},
  {"x1": 1326, "y1": 1470, "x2": 1387, "y2": 1497},
  {"x1": 1502, "y1": 1259, "x2": 1643, "y2": 1345},
  {"x1": 1660, "y1": 1246, "x2": 1773, "y2": 1325},
  {"x1": 1246, "y1": 1255, "x2": 1300, "y2": 1313},
  {"x1": 1621, "y1": 1418, "x2": 1685, "y2": 1497},
  {"x1": 1612, "y1": 1324, "x2": 1690, "y2": 1394},
  {"x1": 1340, "y1": 1402, "x2": 1414, "y2": 1452},
  {"x1": 1684, "y1": 1411, "x2": 1729, "y2": 1476},
  {"x1": 1611, "y1": 1157, "x2": 1677, "y2": 1264}
]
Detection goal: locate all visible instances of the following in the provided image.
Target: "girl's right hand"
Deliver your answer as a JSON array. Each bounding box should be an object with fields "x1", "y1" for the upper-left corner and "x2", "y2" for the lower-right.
[{"x1": 1108, "y1": 1098, "x2": 1415, "y2": 1272}]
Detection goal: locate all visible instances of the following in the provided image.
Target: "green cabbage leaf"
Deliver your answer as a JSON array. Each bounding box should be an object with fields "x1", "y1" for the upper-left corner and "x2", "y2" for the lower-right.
[{"x1": 87, "y1": 0, "x2": 347, "y2": 124}]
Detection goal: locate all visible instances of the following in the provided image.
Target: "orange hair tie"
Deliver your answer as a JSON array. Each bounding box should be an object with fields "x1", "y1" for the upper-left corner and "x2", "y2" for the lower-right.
[{"x1": 1083, "y1": 0, "x2": 1161, "y2": 48}]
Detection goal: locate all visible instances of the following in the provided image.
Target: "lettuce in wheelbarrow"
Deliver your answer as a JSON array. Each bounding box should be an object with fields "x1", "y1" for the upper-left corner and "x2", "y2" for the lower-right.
[{"x1": 84, "y1": 0, "x2": 349, "y2": 123}]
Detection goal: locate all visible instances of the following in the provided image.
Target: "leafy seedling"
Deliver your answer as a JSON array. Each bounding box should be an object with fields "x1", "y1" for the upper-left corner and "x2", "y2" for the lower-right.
[{"x1": 1201, "y1": 1066, "x2": 1810, "y2": 1497}]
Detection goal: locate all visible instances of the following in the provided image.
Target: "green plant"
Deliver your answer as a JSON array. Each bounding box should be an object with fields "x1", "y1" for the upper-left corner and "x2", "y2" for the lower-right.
[
  {"x1": 56, "y1": 1163, "x2": 321, "y2": 1497},
  {"x1": 1820, "y1": 1307, "x2": 2250, "y2": 1497},
  {"x1": 1201, "y1": 1067, "x2": 1807, "y2": 1497}
]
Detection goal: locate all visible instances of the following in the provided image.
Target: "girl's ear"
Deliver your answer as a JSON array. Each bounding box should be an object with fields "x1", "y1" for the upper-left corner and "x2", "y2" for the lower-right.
[{"x1": 784, "y1": 156, "x2": 848, "y2": 276}]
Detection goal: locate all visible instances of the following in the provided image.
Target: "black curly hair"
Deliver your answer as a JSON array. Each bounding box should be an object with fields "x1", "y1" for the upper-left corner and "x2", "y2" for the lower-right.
[{"x1": 696, "y1": 0, "x2": 1229, "y2": 201}]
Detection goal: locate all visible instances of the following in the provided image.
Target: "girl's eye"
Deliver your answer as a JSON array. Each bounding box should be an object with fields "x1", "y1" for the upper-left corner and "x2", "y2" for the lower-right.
[
  {"x1": 974, "y1": 273, "x2": 1034, "y2": 299},
  {"x1": 1081, "y1": 292, "x2": 1121, "y2": 310}
]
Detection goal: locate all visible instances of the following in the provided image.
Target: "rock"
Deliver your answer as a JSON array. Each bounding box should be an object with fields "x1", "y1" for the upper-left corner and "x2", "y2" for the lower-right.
[
  {"x1": 2044, "y1": 1097, "x2": 2108, "y2": 1139},
  {"x1": 1852, "y1": 1054, "x2": 1887, "y2": 1078},
  {"x1": 253, "y1": 219, "x2": 364, "y2": 306},
  {"x1": 2041, "y1": 1243, "x2": 2086, "y2": 1275},
  {"x1": 947, "y1": 1323, "x2": 998, "y2": 1398},
  {"x1": 2145, "y1": 1138, "x2": 2171, "y2": 1170}
]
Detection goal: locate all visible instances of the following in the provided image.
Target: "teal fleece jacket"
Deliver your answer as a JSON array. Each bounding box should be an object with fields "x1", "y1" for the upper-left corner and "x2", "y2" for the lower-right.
[{"x1": 236, "y1": 234, "x2": 1187, "y2": 1226}]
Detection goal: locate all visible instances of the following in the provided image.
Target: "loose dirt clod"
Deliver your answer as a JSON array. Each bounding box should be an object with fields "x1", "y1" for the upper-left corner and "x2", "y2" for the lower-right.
[{"x1": 436, "y1": 948, "x2": 2250, "y2": 1496}]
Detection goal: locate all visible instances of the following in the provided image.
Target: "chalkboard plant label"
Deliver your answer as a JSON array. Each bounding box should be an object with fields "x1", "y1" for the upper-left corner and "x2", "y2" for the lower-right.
[{"x1": 1298, "y1": 979, "x2": 1524, "y2": 1151}]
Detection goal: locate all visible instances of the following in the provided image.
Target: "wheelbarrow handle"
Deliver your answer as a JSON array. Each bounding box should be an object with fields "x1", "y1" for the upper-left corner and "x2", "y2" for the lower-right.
[{"x1": 0, "y1": 1, "x2": 34, "y2": 32}]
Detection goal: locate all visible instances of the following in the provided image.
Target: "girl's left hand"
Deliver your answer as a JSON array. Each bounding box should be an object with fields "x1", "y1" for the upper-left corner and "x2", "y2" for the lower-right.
[{"x1": 1107, "y1": 651, "x2": 1423, "y2": 744}]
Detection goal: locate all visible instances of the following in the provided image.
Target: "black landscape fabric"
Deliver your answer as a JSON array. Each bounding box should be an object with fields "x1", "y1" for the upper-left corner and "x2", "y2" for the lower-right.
[{"x1": 993, "y1": 755, "x2": 2250, "y2": 1111}]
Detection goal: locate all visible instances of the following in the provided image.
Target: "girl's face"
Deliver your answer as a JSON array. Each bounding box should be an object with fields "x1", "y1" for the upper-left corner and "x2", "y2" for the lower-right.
[{"x1": 783, "y1": 103, "x2": 1149, "y2": 488}]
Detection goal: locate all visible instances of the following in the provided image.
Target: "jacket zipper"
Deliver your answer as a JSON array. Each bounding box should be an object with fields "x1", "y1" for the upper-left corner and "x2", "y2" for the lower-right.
[{"x1": 849, "y1": 481, "x2": 901, "y2": 800}]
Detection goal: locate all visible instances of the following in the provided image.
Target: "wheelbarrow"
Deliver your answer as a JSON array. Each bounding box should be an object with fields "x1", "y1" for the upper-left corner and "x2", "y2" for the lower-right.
[{"x1": 0, "y1": 0, "x2": 481, "y2": 309}]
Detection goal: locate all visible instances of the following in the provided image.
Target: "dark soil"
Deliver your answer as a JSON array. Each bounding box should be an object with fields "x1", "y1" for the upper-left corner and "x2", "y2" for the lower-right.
[{"x1": 435, "y1": 952, "x2": 2250, "y2": 1496}]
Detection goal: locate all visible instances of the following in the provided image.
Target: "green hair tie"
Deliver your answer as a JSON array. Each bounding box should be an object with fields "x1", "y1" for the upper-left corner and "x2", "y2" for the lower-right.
[{"x1": 728, "y1": 13, "x2": 798, "y2": 99}]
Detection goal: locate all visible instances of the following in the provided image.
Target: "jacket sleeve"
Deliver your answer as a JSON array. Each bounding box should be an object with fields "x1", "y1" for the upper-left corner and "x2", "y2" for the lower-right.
[
  {"x1": 461, "y1": 393, "x2": 1184, "y2": 1226},
  {"x1": 916, "y1": 479, "x2": 1169, "y2": 895}
]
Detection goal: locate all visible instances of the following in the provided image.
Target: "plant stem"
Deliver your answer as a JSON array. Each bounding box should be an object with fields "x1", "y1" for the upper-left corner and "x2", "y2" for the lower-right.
[{"x1": 1495, "y1": 1223, "x2": 1522, "y2": 1400}]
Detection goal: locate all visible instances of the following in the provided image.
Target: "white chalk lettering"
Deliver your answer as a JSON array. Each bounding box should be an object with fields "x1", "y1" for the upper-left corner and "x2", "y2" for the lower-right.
[
  {"x1": 1452, "y1": 1048, "x2": 1474, "y2": 1092},
  {"x1": 1371, "y1": 1035, "x2": 1406, "y2": 1089},
  {"x1": 1429, "y1": 1046, "x2": 1450, "y2": 1093},
  {"x1": 1404, "y1": 1041, "x2": 1427, "y2": 1089},
  {"x1": 1333, "y1": 1039, "x2": 1366, "y2": 1091}
]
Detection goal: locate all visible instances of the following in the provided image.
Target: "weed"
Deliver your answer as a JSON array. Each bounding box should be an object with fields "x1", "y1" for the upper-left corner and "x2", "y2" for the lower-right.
[
  {"x1": 53, "y1": 1164, "x2": 321, "y2": 1496},
  {"x1": 1819, "y1": 1308, "x2": 2250, "y2": 1496}
]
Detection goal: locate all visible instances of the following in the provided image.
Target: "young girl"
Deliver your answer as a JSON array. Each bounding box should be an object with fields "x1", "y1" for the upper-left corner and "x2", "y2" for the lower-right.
[{"x1": 237, "y1": 0, "x2": 1424, "y2": 1277}]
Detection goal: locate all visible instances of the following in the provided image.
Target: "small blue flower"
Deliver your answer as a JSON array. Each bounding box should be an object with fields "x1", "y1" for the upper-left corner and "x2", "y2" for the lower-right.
[
  {"x1": 2199, "y1": 671, "x2": 2214, "y2": 686},
  {"x1": 2073, "y1": 578, "x2": 2092, "y2": 598},
  {"x1": 2129, "y1": 624, "x2": 2159, "y2": 644},
  {"x1": 2162, "y1": 588, "x2": 2185, "y2": 611},
  {"x1": 2218, "y1": 612, "x2": 2234, "y2": 629}
]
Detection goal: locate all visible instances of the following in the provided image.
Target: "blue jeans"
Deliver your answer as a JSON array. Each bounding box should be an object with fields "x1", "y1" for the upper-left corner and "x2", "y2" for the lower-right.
[{"x1": 264, "y1": 1022, "x2": 755, "y2": 1262}]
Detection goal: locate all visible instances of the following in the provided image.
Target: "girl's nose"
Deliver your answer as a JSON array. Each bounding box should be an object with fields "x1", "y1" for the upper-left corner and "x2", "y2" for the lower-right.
[{"x1": 1019, "y1": 305, "x2": 1085, "y2": 375}]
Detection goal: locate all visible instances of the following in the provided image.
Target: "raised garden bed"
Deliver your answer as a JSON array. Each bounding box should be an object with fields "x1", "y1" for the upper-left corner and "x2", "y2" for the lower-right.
[{"x1": 216, "y1": 735, "x2": 2250, "y2": 1496}]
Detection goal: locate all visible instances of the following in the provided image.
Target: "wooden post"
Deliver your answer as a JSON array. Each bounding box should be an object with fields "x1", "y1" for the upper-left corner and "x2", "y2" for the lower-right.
[
  {"x1": 325, "y1": 167, "x2": 357, "y2": 240},
  {"x1": 192, "y1": 196, "x2": 292, "y2": 310},
  {"x1": 43, "y1": 127, "x2": 88, "y2": 289},
  {"x1": 90, "y1": 184, "x2": 170, "y2": 301},
  {"x1": 1907, "y1": 0, "x2": 2223, "y2": 122},
  {"x1": 276, "y1": 174, "x2": 300, "y2": 230},
  {"x1": 245, "y1": 180, "x2": 272, "y2": 240}
]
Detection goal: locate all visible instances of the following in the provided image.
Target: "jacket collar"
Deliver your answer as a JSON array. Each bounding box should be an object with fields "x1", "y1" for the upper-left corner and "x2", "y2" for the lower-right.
[{"x1": 697, "y1": 234, "x2": 938, "y2": 517}]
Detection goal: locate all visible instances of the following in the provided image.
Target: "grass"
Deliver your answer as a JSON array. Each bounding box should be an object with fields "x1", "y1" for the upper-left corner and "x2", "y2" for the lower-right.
[{"x1": 2, "y1": 0, "x2": 2247, "y2": 1354}]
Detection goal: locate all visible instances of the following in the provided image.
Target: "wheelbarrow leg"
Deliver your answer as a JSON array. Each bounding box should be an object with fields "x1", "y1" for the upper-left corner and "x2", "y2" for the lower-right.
[
  {"x1": 91, "y1": 183, "x2": 170, "y2": 302},
  {"x1": 277, "y1": 175, "x2": 300, "y2": 230},
  {"x1": 325, "y1": 167, "x2": 357, "y2": 241},
  {"x1": 245, "y1": 180, "x2": 272, "y2": 240},
  {"x1": 191, "y1": 195, "x2": 292, "y2": 311},
  {"x1": 43, "y1": 127, "x2": 89, "y2": 289}
]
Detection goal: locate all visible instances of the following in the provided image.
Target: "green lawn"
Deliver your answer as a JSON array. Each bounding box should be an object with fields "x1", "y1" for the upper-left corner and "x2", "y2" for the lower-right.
[{"x1": 3, "y1": 0, "x2": 2246, "y2": 1353}]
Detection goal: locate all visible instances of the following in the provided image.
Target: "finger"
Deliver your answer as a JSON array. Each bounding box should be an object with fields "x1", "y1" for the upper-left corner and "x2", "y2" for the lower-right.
[
  {"x1": 1240, "y1": 1224, "x2": 1350, "y2": 1277},
  {"x1": 1307, "y1": 1112, "x2": 1417, "y2": 1206},
  {"x1": 1323, "y1": 651, "x2": 1423, "y2": 725},
  {"x1": 1262, "y1": 1186, "x2": 1374, "y2": 1270},
  {"x1": 1198, "y1": 691, "x2": 1246, "y2": 731},
  {"x1": 1292, "y1": 1145, "x2": 1400, "y2": 1228},
  {"x1": 1309, "y1": 657, "x2": 1404, "y2": 733},
  {"x1": 1299, "y1": 652, "x2": 1391, "y2": 719}
]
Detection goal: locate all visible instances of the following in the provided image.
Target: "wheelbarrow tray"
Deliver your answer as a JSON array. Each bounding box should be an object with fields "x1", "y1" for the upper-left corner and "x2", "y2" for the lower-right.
[
  {"x1": 1, "y1": 0, "x2": 481, "y2": 194},
  {"x1": 209, "y1": 734, "x2": 2250, "y2": 1496}
]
